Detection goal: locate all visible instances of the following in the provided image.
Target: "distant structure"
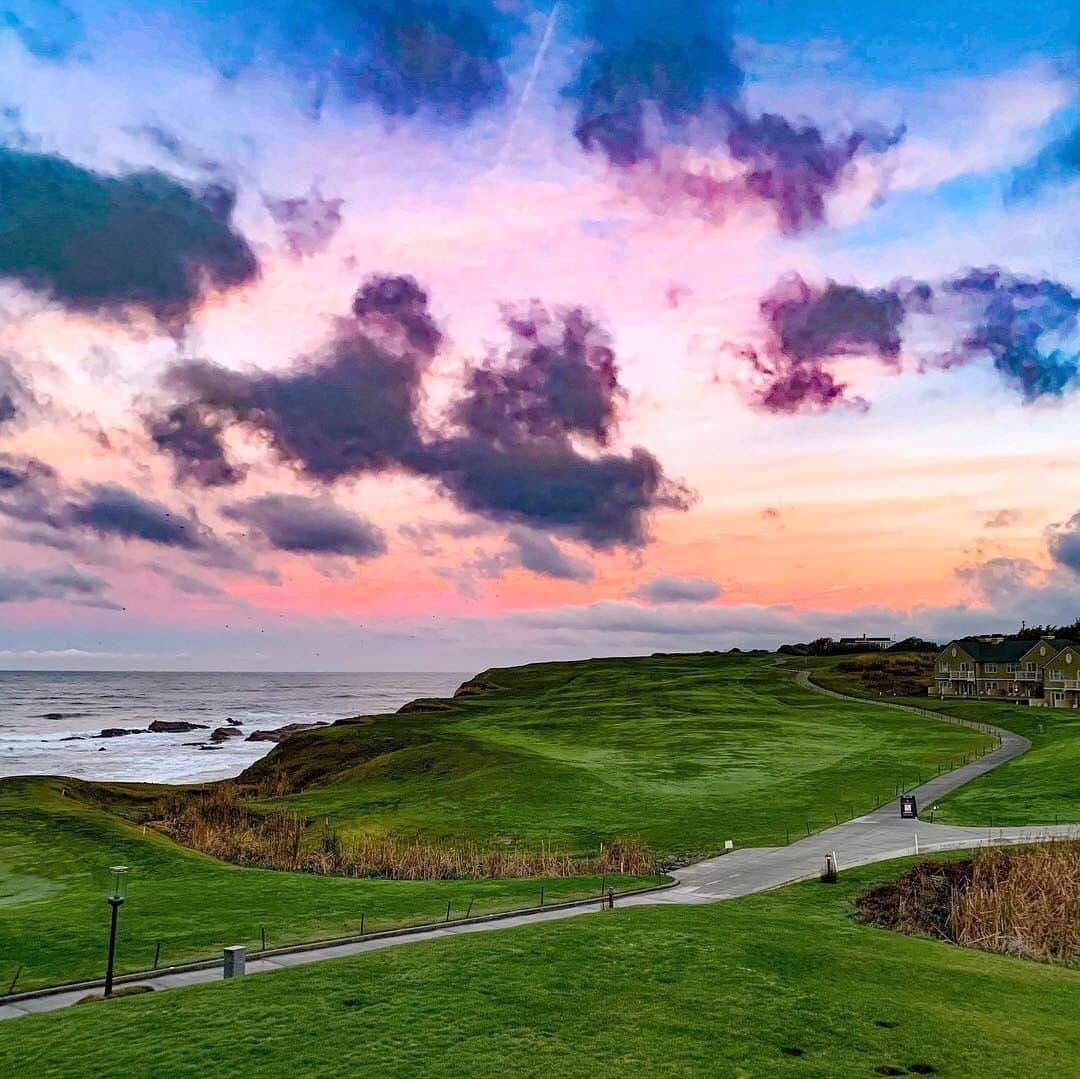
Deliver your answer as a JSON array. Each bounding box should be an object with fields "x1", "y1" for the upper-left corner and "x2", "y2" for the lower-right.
[
  {"x1": 934, "y1": 635, "x2": 1080, "y2": 707},
  {"x1": 839, "y1": 634, "x2": 894, "y2": 651}
]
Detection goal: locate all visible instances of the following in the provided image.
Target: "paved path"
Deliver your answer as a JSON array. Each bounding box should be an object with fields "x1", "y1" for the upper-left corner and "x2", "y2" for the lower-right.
[{"x1": 2, "y1": 671, "x2": 1075, "y2": 1022}]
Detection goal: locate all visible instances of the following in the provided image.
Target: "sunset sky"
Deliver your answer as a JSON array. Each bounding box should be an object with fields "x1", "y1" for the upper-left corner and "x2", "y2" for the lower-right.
[{"x1": 0, "y1": 0, "x2": 1078, "y2": 670}]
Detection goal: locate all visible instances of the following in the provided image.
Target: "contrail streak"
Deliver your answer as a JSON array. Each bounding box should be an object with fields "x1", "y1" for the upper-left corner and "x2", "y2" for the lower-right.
[{"x1": 494, "y1": 2, "x2": 561, "y2": 171}]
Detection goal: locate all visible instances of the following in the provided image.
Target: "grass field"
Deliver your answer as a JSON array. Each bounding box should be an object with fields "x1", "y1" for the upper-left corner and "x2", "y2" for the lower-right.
[
  {"x1": 0, "y1": 776, "x2": 653, "y2": 993},
  {"x1": 1, "y1": 855, "x2": 1076, "y2": 1078},
  {"x1": 242, "y1": 653, "x2": 990, "y2": 856},
  {"x1": 0, "y1": 652, "x2": 998, "y2": 993},
  {"x1": 807, "y1": 657, "x2": 1080, "y2": 827}
]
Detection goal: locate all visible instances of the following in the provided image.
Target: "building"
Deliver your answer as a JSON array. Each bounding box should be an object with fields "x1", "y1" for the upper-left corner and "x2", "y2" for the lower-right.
[
  {"x1": 839, "y1": 634, "x2": 894, "y2": 650},
  {"x1": 933, "y1": 636, "x2": 1080, "y2": 707}
]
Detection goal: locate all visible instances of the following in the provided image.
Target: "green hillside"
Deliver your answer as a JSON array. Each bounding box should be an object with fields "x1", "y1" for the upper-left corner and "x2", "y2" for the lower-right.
[
  {"x1": 245, "y1": 652, "x2": 990, "y2": 855},
  {"x1": 2, "y1": 855, "x2": 1075, "y2": 1078}
]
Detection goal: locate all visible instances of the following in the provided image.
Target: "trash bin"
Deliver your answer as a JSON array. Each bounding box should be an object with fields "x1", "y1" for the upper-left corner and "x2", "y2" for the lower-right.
[{"x1": 900, "y1": 795, "x2": 918, "y2": 819}]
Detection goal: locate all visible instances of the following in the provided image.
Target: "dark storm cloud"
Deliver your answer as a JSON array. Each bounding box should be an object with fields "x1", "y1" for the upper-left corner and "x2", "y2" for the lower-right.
[
  {"x1": 194, "y1": 0, "x2": 520, "y2": 125},
  {"x1": 150, "y1": 279, "x2": 691, "y2": 548},
  {"x1": 223, "y1": 494, "x2": 386, "y2": 559},
  {"x1": 453, "y1": 304, "x2": 621, "y2": 446},
  {"x1": 0, "y1": 564, "x2": 119, "y2": 607},
  {"x1": 631, "y1": 574, "x2": 721, "y2": 603},
  {"x1": 416, "y1": 438, "x2": 688, "y2": 548},
  {"x1": 562, "y1": 0, "x2": 901, "y2": 233},
  {"x1": 334, "y1": 0, "x2": 519, "y2": 123},
  {"x1": 762, "y1": 275, "x2": 906, "y2": 364},
  {"x1": 157, "y1": 331, "x2": 429, "y2": 484},
  {"x1": 564, "y1": 0, "x2": 742, "y2": 167},
  {"x1": 351, "y1": 274, "x2": 443, "y2": 357},
  {"x1": 742, "y1": 266, "x2": 1079, "y2": 413},
  {"x1": 0, "y1": 456, "x2": 220, "y2": 553},
  {"x1": 506, "y1": 527, "x2": 593, "y2": 582},
  {"x1": 65, "y1": 484, "x2": 204, "y2": 548},
  {"x1": 0, "y1": 147, "x2": 257, "y2": 327},
  {"x1": 265, "y1": 186, "x2": 344, "y2": 258},
  {"x1": 724, "y1": 113, "x2": 903, "y2": 235},
  {"x1": 146, "y1": 402, "x2": 246, "y2": 488},
  {"x1": 742, "y1": 274, "x2": 905, "y2": 413},
  {"x1": 941, "y1": 267, "x2": 1080, "y2": 400}
]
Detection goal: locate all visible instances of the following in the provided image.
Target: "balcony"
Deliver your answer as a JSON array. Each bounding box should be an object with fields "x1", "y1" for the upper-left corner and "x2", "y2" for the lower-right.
[{"x1": 1013, "y1": 671, "x2": 1040, "y2": 681}]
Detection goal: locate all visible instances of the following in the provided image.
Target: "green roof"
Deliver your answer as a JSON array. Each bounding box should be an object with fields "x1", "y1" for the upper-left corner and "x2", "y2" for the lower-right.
[{"x1": 948, "y1": 637, "x2": 1079, "y2": 662}]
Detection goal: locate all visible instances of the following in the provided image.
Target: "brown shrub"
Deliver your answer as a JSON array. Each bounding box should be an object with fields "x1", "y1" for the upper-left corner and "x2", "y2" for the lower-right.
[
  {"x1": 856, "y1": 842, "x2": 1079, "y2": 963},
  {"x1": 148, "y1": 784, "x2": 654, "y2": 881},
  {"x1": 835, "y1": 653, "x2": 935, "y2": 697}
]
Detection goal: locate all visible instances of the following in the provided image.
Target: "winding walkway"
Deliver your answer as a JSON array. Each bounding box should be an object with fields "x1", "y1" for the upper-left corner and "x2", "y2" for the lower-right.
[{"x1": 2, "y1": 671, "x2": 1076, "y2": 1022}]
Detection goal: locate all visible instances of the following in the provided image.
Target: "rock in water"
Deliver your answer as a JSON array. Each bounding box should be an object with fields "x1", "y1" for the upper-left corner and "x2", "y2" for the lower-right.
[
  {"x1": 97, "y1": 728, "x2": 145, "y2": 738},
  {"x1": 211, "y1": 726, "x2": 243, "y2": 742},
  {"x1": 148, "y1": 721, "x2": 209, "y2": 733}
]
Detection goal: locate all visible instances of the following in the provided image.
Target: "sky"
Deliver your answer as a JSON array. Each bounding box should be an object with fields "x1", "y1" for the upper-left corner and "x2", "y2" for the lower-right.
[{"x1": 0, "y1": 0, "x2": 1078, "y2": 671}]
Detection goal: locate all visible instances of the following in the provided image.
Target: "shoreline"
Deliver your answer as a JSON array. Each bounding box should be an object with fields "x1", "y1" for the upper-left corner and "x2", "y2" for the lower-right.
[{"x1": 0, "y1": 670, "x2": 469, "y2": 787}]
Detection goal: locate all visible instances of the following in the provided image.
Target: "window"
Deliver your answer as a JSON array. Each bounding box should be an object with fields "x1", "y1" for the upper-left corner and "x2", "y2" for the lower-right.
[
  {"x1": 1025, "y1": 662, "x2": 1036, "y2": 673},
  {"x1": 1050, "y1": 670, "x2": 1064, "y2": 681},
  {"x1": 960, "y1": 662, "x2": 971, "y2": 671},
  {"x1": 939, "y1": 663, "x2": 948, "y2": 672},
  {"x1": 1006, "y1": 663, "x2": 1017, "y2": 672},
  {"x1": 984, "y1": 663, "x2": 997, "y2": 673},
  {"x1": 985, "y1": 681, "x2": 997, "y2": 692}
]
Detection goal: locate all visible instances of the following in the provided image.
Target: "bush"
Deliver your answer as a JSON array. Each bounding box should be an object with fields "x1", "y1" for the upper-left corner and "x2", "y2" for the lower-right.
[
  {"x1": 856, "y1": 842, "x2": 1080, "y2": 964},
  {"x1": 149, "y1": 784, "x2": 655, "y2": 881}
]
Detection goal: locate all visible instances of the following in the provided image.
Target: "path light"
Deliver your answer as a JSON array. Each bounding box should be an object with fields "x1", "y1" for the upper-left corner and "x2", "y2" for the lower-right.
[{"x1": 104, "y1": 866, "x2": 128, "y2": 998}]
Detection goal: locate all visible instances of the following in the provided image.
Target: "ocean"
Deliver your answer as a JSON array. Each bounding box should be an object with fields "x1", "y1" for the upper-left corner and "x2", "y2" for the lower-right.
[{"x1": 0, "y1": 671, "x2": 467, "y2": 784}]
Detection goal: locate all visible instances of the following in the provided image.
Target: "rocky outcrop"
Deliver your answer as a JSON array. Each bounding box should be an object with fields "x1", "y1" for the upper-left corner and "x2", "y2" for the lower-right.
[
  {"x1": 397, "y1": 697, "x2": 453, "y2": 714},
  {"x1": 453, "y1": 677, "x2": 495, "y2": 698},
  {"x1": 245, "y1": 721, "x2": 328, "y2": 743},
  {"x1": 97, "y1": 728, "x2": 145, "y2": 738},
  {"x1": 211, "y1": 726, "x2": 243, "y2": 742}
]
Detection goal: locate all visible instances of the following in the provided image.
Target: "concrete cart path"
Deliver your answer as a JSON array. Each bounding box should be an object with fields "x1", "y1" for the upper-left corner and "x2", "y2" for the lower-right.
[{"x1": 2, "y1": 671, "x2": 1076, "y2": 1022}]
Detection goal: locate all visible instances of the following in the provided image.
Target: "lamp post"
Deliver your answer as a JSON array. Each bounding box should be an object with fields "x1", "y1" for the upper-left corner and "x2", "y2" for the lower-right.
[{"x1": 104, "y1": 866, "x2": 128, "y2": 998}]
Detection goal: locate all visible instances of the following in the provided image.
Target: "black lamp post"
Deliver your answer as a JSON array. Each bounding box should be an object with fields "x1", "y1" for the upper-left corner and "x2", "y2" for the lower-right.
[{"x1": 104, "y1": 866, "x2": 128, "y2": 998}]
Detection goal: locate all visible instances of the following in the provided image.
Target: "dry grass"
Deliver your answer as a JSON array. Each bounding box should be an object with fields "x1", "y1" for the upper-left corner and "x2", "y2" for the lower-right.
[
  {"x1": 856, "y1": 841, "x2": 1079, "y2": 964},
  {"x1": 149, "y1": 783, "x2": 655, "y2": 881},
  {"x1": 951, "y1": 842, "x2": 1079, "y2": 961},
  {"x1": 834, "y1": 653, "x2": 936, "y2": 697}
]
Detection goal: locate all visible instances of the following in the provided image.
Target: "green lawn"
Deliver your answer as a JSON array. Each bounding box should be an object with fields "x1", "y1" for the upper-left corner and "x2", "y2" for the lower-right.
[
  {"x1": 807, "y1": 657, "x2": 1080, "y2": 827},
  {"x1": 0, "y1": 777, "x2": 653, "y2": 993},
  {"x1": 245, "y1": 653, "x2": 990, "y2": 856},
  {"x1": 1, "y1": 855, "x2": 1075, "y2": 1078},
  {"x1": 0, "y1": 653, "x2": 999, "y2": 994}
]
